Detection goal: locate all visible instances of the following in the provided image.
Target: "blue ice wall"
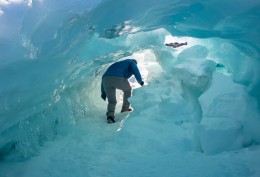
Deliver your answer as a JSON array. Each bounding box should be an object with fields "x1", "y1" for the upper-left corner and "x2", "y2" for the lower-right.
[{"x1": 0, "y1": 0, "x2": 260, "y2": 161}]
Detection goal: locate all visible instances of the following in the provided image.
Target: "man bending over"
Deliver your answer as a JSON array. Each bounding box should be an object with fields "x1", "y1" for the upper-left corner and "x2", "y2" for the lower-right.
[{"x1": 101, "y1": 59, "x2": 144, "y2": 123}]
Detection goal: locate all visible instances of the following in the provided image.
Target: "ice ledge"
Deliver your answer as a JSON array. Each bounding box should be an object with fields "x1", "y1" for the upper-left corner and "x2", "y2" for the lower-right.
[{"x1": 197, "y1": 72, "x2": 260, "y2": 154}]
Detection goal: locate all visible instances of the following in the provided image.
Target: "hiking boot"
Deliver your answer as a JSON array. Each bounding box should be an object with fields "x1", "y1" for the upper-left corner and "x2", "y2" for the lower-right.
[
  {"x1": 121, "y1": 107, "x2": 133, "y2": 113},
  {"x1": 107, "y1": 116, "x2": 115, "y2": 124}
]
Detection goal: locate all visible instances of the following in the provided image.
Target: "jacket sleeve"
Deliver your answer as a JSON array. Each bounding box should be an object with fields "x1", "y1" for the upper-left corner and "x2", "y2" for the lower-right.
[
  {"x1": 130, "y1": 62, "x2": 143, "y2": 84},
  {"x1": 101, "y1": 81, "x2": 106, "y2": 95}
]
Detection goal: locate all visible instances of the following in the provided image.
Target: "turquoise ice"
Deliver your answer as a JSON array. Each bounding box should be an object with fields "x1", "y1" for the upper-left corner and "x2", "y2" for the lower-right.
[{"x1": 0, "y1": 0, "x2": 260, "y2": 176}]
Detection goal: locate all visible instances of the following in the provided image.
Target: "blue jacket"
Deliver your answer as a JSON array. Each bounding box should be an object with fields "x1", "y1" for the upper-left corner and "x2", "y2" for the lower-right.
[{"x1": 101, "y1": 59, "x2": 143, "y2": 95}]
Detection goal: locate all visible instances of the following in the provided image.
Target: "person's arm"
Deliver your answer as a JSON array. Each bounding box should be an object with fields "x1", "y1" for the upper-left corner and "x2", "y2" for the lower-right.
[
  {"x1": 130, "y1": 62, "x2": 143, "y2": 85},
  {"x1": 101, "y1": 82, "x2": 106, "y2": 101},
  {"x1": 101, "y1": 82, "x2": 105, "y2": 94}
]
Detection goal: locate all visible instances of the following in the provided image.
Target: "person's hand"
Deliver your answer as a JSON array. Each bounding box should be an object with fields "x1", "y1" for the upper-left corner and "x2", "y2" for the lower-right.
[
  {"x1": 101, "y1": 93, "x2": 106, "y2": 101},
  {"x1": 140, "y1": 81, "x2": 144, "y2": 86}
]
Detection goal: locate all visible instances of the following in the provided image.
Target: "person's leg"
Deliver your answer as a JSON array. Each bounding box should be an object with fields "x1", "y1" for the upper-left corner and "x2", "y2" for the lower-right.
[
  {"x1": 103, "y1": 77, "x2": 117, "y2": 118},
  {"x1": 116, "y1": 78, "x2": 132, "y2": 112},
  {"x1": 122, "y1": 89, "x2": 132, "y2": 111},
  {"x1": 103, "y1": 77, "x2": 133, "y2": 116}
]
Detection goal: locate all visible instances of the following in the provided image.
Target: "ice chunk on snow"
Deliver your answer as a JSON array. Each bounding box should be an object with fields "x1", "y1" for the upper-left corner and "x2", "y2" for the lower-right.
[
  {"x1": 197, "y1": 72, "x2": 260, "y2": 154},
  {"x1": 195, "y1": 118, "x2": 243, "y2": 154},
  {"x1": 175, "y1": 57, "x2": 215, "y2": 92},
  {"x1": 199, "y1": 72, "x2": 255, "y2": 121}
]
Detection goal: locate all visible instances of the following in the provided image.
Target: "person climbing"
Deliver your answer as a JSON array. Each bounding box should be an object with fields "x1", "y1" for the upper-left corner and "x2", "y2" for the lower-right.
[
  {"x1": 165, "y1": 42, "x2": 188, "y2": 48},
  {"x1": 101, "y1": 59, "x2": 144, "y2": 124}
]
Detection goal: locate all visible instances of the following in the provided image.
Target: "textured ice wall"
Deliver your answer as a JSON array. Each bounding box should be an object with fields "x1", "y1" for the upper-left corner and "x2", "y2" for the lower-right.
[{"x1": 0, "y1": 0, "x2": 260, "y2": 161}]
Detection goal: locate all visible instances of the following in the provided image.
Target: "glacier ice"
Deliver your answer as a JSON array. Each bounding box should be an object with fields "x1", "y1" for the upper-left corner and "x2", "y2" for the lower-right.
[{"x1": 0, "y1": 0, "x2": 260, "y2": 176}]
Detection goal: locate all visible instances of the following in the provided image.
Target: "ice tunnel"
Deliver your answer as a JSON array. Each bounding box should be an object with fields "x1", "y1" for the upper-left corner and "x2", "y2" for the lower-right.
[{"x1": 0, "y1": 0, "x2": 260, "y2": 176}]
